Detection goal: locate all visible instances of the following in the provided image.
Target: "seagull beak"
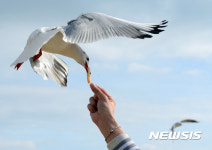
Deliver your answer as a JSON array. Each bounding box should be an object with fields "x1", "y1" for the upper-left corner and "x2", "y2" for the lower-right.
[{"x1": 84, "y1": 62, "x2": 91, "y2": 83}]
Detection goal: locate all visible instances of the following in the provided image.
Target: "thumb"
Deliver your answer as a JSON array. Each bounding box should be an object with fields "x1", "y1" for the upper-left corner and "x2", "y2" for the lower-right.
[{"x1": 90, "y1": 83, "x2": 105, "y2": 99}]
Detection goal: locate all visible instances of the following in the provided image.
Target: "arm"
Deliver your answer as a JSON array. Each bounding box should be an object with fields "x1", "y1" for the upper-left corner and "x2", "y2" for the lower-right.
[{"x1": 87, "y1": 83, "x2": 140, "y2": 150}]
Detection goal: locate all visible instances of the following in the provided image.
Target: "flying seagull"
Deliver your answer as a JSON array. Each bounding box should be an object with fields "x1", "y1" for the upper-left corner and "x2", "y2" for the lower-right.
[
  {"x1": 170, "y1": 119, "x2": 199, "y2": 132},
  {"x1": 11, "y1": 12, "x2": 168, "y2": 87}
]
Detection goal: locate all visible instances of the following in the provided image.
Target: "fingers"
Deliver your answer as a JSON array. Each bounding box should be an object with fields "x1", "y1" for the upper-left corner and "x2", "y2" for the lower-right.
[
  {"x1": 90, "y1": 83, "x2": 106, "y2": 100},
  {"x1": 87, "y1": 104, "x2": 97, "y2": 113},
  {"x1": 95, "y1": 84, "x2": 115, "y2": 103},
  {"x1": 89, "y1": 97, "x2": 97, "y2": 106},
  {"x1": 95, "y1": 84, "x2": 112, "y2": 99},
  {"x1": 87, "y1": 97, "x2": 97, "y2": 113},
  {"x1": 90, "y1": 83, "x2": 116, "y2": 106}
]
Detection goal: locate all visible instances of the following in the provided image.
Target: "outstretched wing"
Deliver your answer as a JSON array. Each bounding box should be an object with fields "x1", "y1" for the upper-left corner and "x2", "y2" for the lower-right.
[
  {"x1": 10, "y1": 27, "x2": 62, "y2": 67},
  {"x1": 29, "y1": 51, "x2": 69, "y2": 87},
  {"x1": 170, "y1": 122, "x2": 182, "y2": 132},
  {"x1": 64, "y1": 12, "x2": 168, "y2": 43},
  {"x1": 181, "y1": 119, "x2": 199, "y2": 123}
]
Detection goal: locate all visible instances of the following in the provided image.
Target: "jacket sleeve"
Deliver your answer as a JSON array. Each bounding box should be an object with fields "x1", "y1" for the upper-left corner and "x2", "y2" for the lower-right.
[{"x1": 107, "y1": 134, "x2": 140, "y2": 150}]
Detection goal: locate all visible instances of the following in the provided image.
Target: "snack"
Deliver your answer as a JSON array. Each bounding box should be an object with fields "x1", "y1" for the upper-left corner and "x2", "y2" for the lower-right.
[{"x1": 87, "y1": 67, "x2": 91, "y2": 83}]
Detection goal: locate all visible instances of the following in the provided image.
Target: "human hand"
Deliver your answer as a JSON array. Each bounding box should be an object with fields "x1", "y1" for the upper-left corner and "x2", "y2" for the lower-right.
[
  {"x1": 87, "y1": 83, "x2": 124, "y2": 143},
  {"x1": 88, "y1": 83, "x2": 116, "y2": 124}
]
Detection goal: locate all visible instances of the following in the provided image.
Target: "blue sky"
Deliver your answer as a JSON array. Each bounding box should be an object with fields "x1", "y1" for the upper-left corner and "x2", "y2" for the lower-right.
[{"x1": 1, "y1": 0, "x2": 212, "y2": 150}]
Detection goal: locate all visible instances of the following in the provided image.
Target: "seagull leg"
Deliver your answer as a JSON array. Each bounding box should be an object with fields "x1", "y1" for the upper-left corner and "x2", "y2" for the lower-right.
[
  {"x1": 33, "y1": 48, "x2": 42, "y2": 61},
  {"x1": 14, "y1": 49, "x2": 42, "y2": 70},
  {"x1": 15, "y1": 62, "x2": 24, "y2": 70}
]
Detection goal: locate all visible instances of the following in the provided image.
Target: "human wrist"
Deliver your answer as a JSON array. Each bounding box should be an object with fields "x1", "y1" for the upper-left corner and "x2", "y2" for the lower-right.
[
  {"x1": 105, "y1": 126, "x2": 124, "y2": 143},
  {"x1": 96, "y1": 117, "x2": 125, "y2": 143},
  {"x1": 97, "y1": 116, "x2": 118, "y2": 134}
]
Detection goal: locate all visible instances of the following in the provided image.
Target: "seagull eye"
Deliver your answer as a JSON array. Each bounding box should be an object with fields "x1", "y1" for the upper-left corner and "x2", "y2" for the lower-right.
[{"x1": 51, "y1": 27, "x2": 57, "y2": 30}]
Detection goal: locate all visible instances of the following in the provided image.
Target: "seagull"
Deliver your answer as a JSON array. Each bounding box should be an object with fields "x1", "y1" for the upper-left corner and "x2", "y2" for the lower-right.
[
  {"x1": 11, "y1": 12, "x2": 168, "y2": 87},
  {"x1": 170, "y1": 119, "x2": 199, "y2": 133}
]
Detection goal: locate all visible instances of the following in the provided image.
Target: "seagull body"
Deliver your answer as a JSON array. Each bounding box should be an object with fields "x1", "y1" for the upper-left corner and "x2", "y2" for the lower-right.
[
  {"x1": 170, "y1": 119, "x2": 199, "y2": 133},
  {"x1": 11, "y1": 12, "x2": 168, "y2": 86}
]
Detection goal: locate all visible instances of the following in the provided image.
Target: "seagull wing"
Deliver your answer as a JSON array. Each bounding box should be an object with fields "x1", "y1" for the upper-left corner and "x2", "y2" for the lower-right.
[
  {"x1": 11, "y1": 27, "x2": 62, "y2": 67},
  {"x1": 29, "y1": 51, "x2": 69, "y2": 87},
  {"x1": 170, "y1": 122, "x2": 182, "y2": 132},
  {"x1": 64, "y1": 12, "x2": 168, "y2": 43},
  {"x1": 180, "y1": 119, "x2": 199, "y2": 123}
]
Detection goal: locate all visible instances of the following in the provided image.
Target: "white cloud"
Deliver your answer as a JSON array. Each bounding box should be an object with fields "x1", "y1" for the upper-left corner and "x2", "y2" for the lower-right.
[
  {"x1": 0, "y1": 137, "x2": 36, "y2": 149},
  {"x1": 92, "y1": 63, "x2": 120, "y2": 71},
  {"x1": 127, "y1": 62, "x2": 171, "y2": 73},
  {"x1": 183, "y1": 69, "x2": 205, "y2": 75},
  {"x1": 116, "y1": 96, "x2": 212, "y2": 124},
  {"x1": 0, "y1": 84, "x2": 92, "y2": 128},
  {"x1": 156, "y1": 30, "x2": 212, "y2": 60},
  {"x1": 178, "y1": 43, "x2": 212, "y2": 59}
]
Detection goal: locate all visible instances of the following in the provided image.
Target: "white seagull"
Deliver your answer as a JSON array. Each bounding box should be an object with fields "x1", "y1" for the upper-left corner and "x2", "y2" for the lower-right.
[
  {"x1": 170, "y1": 119, "x2": 199, "y2": 132},
  {"x1": 11, "y1": 12, "x2": 168, "y2": 87}
]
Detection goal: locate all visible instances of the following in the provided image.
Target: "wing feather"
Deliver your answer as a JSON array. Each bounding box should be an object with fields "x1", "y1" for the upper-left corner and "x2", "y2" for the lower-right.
[
  {"x1": 64, "y1": 13, "x2": 168, "y2": 43},
  {"x1": 11, "y1": 27, "x2": 62, "y2": 66},
  {"x1": 180, "y1": 119, "x2": 199, "y2": 123},
  {"x1": 29, "y1": 51, "x2": 69, "y2": 87}
]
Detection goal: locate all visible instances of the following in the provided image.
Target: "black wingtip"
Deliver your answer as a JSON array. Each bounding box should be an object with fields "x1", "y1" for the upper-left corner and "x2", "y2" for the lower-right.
[
  {"x1": 147, "y1": 20, "x2": 168, "y2": 34},
  {"x1": 61, "y1": 77, "x2": 68, "y2": 87},
  {"x1": 135, "y1": 34, "x2": 152, "y2": 39},
  {"x1": 144, "y1": 34, "x2": 153, "y2": 38},
  {"x1": 149, "y1": 28, "x2": 165, "y2": 34},
  {"x1": 162, "y1": 20, "x2": 168, "y2": 24},
  {"x1": 159, "y1": 25, "x2": 168, "y2": 28}
]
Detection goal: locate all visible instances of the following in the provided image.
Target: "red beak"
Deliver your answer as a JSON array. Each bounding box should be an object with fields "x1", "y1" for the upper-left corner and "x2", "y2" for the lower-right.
[
  {"x1": 84, "y1": 62, "x2": 88, "y2": 73},
  {"x1": 84, "y1": 62, "x2": 91, "y2": 83}
]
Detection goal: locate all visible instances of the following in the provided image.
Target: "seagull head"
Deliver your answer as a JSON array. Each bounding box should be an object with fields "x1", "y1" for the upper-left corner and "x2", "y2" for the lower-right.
[
  {"x1": 84, "y1": 56, "x2": 90, "y2": 73},
  {"x1": 40, "y1": 27, "x2": 58, "y2": 32},
  {"x1": 80, "y1": 50, "x2": 91, "y2": 83}
]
